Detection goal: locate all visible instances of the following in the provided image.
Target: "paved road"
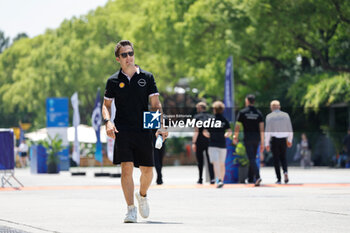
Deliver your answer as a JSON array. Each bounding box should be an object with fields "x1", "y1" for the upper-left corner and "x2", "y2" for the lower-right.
[{"x1": 1, "y1": 166, "x2": 350, "y2": 233}]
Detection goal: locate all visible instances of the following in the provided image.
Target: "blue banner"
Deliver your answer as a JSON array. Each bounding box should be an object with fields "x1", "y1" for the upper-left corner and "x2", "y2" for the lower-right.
[
  {"x1": 46, "y1": 98, "x2": 69, "y2": 171},
  {"x1": 92, "y1": 89, "x2": 102, "y2": 163},
  {"x1": 0, "y1": 130, "x2": 15, "y2": 170},
  {"x1": 223, "y1": 56, "x2": 234, "y2": 122},
  {"x1": 46, "y1": 98, "x2": 69, "y2": 127}
]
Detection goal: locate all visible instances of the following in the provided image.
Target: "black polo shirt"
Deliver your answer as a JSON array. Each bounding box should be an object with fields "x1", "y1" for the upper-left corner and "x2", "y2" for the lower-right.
[
  {"x1": 104, "y1": 67, "x2": 158, "y2": 131},
  {"x1": 194, "y1": 112, "x2": 212, "y2": 147},
  {"x1": 236, "y1": 106, "x2": 264, "y2": 142},
  {"x1": 208, "y1": 113, "x2": 230, "y2": 148}
]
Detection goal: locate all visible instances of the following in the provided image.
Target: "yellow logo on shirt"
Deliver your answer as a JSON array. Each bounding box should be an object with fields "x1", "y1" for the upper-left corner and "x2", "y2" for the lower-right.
[{"x1": 119, "y1": 82, "x2": 125, "y2": 88}]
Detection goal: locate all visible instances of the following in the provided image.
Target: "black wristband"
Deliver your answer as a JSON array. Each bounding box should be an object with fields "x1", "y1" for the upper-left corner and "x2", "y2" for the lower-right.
[{"x1": 103, "y1": 118, "x2": 110, "y2": 124}]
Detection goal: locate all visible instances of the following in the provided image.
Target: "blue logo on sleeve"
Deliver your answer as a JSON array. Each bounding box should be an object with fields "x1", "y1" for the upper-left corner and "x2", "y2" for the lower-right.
[{"x1": 143, "y1": 110, "x2": 161, "y2": 129}]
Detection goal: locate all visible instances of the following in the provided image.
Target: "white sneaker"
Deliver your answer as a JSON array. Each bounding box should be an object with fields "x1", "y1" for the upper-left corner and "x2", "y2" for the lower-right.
[
  {"x1": 135, "y1": 192, "x2": 150, "y2": 218},
  {"x1": 124, "y1": 205, "x2": 137, "y2": 223}
]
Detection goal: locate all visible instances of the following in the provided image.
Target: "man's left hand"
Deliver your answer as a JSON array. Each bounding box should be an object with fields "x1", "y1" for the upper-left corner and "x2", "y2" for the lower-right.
[
  {"x1": 156, "y1": 128, "x2": 168, "y2": 141},
  {"x1": 260, "y1": 143, "x2": 264, "y2": 153}
]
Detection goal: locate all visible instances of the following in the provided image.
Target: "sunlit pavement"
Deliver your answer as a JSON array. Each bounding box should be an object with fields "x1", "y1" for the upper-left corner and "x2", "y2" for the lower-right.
[{"x1": 1, "y1": 166, "x2": 350, "y2": 233}]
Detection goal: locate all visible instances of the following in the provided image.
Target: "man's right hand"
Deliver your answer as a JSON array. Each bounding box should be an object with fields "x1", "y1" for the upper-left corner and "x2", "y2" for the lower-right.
[
  {"x1": 233, "y1": 137, "x2": 238, "y2": 145},
  {"x1": 192, "y1": 144, "x2": 196, "y2": 152},
  {"x1": 106, "y1": 121, "x2": 118, "y2": 139}
]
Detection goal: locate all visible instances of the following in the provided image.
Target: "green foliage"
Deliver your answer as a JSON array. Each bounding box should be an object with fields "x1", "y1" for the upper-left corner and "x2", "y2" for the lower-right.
[
  {"x1": 166, "y1": 137, "x2": 189, "y2": 154},
  {"x1": 0, "y1": 0, "x2": 349, "y2": 129},
  {"x1": 12, "y1": 33, "x2": 28, "y2": 43},
  {"x1": 0, "y1": 30, "x2": 10, "y2": 53},
  {"x1": 233, "y1": 142, "x2": 249, "y2": 167},
  {"x1": 233, "y1": 121, "x2": 249, "y2": 166},
  {"x1": 303, "y1": 74, "x2": 350, "y2": 111},
  {"x1": 39, "y1": 135, "x2": 65, "y2": 165}
]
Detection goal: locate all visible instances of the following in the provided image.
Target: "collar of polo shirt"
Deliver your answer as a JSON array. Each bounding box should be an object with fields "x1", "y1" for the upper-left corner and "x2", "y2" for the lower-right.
[{"x1": 121, "y1": 66, "x2": 140, "y2": 81}]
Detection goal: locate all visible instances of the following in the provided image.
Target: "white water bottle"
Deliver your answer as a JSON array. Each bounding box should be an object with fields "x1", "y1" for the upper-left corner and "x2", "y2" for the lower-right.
[{"x1": 155, "y1": 135, "x2": 163, "y2": 149}]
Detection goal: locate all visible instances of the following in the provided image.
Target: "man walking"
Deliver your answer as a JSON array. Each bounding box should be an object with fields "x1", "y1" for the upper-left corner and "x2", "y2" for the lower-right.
[
  {"x1": 192, "y1": 102, "x2": 215, "y2": 184},
  {"x1": 102, "y1": 40, "x2": 168, "y2": 223},
  {"x1": 265, "y1": 100, "x2": 293, "y2": 184},
  {"x1": 233, "y1": 94, "x2": 264, "y2": 186}
]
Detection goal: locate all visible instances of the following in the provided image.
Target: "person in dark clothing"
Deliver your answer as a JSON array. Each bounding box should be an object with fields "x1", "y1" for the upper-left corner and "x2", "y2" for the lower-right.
[
  {"x1": 343, "y1": 127, "x2": 350, "y2": 163},
  {"x1": 102, "y1": 40, "x2": 168, "y2": 223},
  {"x1": 153, "y1": 135, "x2": 165, "y2": 185},
  {"x1": 233, "y1": 94, "x2": 264, "y2": 186},
  {"x1": 192, "y1": 102, "x2": 215, "y2": 184},
  {"x1": 205, "y1": 101, "x2": 232, "y2": 188}
]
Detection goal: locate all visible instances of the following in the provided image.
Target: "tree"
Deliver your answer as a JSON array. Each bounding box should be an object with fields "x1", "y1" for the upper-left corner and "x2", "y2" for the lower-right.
[
  {"x1": 0, "y1": 30, "x2": 10, "y2": 53},
  {"x1": 12, "y1": 33, "x2": 28, "y2": 43}
]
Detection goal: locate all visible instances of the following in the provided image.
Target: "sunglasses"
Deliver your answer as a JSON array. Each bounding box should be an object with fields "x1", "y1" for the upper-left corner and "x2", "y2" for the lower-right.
[{"x1": 119, "y1": 51, "x2": 134, "y2": 58}]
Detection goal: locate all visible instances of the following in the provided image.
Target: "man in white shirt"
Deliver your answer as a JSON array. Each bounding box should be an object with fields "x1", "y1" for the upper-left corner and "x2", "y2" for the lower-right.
[{"x1": 265, "y1": 100, "x2": 293, "y2": 184}]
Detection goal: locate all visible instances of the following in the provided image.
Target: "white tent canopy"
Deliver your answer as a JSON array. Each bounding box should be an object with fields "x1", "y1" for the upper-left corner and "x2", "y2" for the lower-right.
[{"x1": 25, "y1": 124, "x2": 107, "y2": 143}]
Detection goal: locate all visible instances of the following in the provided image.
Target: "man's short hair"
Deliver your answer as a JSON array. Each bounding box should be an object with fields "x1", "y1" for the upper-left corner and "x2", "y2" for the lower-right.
[
  {"x1": 196, "y1": 102, "x2": 207, "y2": 111},
  {"x1": 246, "y1": 94, "x2": 255, "y2": 104},
  {"x1": 115, "y1": 40, "x2": 134, "y2": 57},
  {"x1": 212, "y1": 101, "x2": 225, "y2": 114},
  {"x1": 270, "y1": 100, "x2": 280, "y2": 107}
]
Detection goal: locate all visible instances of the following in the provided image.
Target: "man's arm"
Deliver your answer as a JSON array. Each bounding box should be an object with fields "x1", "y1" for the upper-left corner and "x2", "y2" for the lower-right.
[
  {"x1": 150, "y1": 95, "x2": 168, "y2": 140},
  {"x1": 259, "y1": 122, "x2": 264, "y2": 153},
  {"x1": 192, "y1": 127, "x2": 199, "y2": 152},
  {"x1": 265, "y1": 117, "x2": 271, "y2": 151},
  {"x1": 102, "y1": 99, "x2": 118, "y2": 139},
  {"x1": 225, "y1": 128, "x2": 233, "y2": 138},
  {"x1": 286, "y1": 114, "x2": 293, "y2": 148},
  {"x1": 233, "y1": 123, "x2": 240, "y2": 144}
]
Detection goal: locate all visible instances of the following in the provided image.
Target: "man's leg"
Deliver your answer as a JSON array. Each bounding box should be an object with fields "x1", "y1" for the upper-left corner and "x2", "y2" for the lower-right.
[
  {"x1": 204, "y1": 147, "x2": 215, "y2": 182},
  {"x1": 212, "y1": 161, "x2": 220, "y2": 180},
  {"x1": 121, "y1": 162, "x2": 135, "y2": 206},
  {"x1": 245, "y1": 141, "x2": 260, "y2": 180},
  {"x1": 279, "y1": 139, "x2": 288, "y2": 174},
  {"x1": 139, "y1": 166, "x2": 153, "y2": 196},
  {"x1": 279, "y1": 139, "x2": 289, "y2": 183},
  {"x1": 271, "y1": 139, "x2": 281, "y2": 182},
  {"x1": 195, "y1": 146, "x2": 204, "y2": 183},
  {"x1": 154, "y1": 149, "x2": 162, "y2": 184},
  {"x1": 136, "y1": 166, "x2": 153, "y2": 219},
  {"x1": 158, "y1": 146, "x2": 165, "y2": 183}
]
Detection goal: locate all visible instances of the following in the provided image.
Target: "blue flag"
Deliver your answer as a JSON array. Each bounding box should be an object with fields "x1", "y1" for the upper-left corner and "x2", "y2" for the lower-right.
[
  {"x1": 223, "y1": 56, "x2": 234, "y2": 122},
  {"x1": 91, "y1": 88, "x2": 102, "y2": 163}
]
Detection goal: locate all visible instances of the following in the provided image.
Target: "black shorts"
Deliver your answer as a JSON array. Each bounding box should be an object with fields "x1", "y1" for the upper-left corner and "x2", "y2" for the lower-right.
[
  {"x1": 113, "y1": 130, "x2": 154, "y2": 167},
  {"x1": 19, "y1": 152, "x2": 27, "y2": 157}
]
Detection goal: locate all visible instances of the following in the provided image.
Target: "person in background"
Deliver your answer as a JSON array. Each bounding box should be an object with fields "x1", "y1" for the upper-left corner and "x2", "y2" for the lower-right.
[
  {"x1": 300, "y1": 133, "x2": 312, "y2": 168},
  {"x1": 343, "y1": 127, "x2": 350, "y2": 166},
  {"x1": 153, "y1": 129, "x2": 166, "y2": 185},
  {"x1": 265, "y1": 100, "x2": 293, "y2": 184},
  {"x1": 192, "y1": 102, "x2": 215, "y2": 184},
  {"x1": 204, "y1": 101, "x2": 232, "y2": 188},
  {"x1": 233, "y1": 94, "x2": 264, "y2": 186},
  {"x1": 18, "y1": 139, "x2": 29, "y2": 168}
]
